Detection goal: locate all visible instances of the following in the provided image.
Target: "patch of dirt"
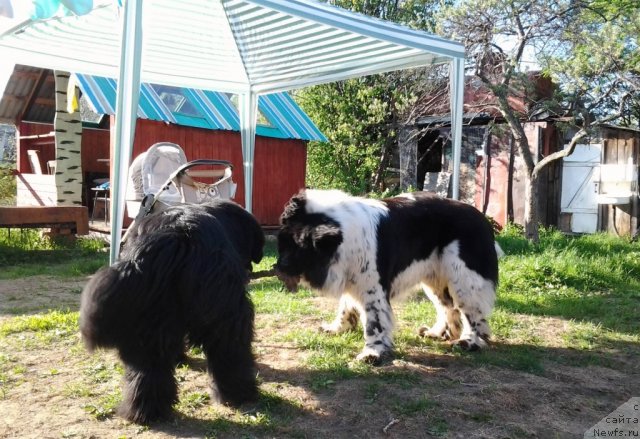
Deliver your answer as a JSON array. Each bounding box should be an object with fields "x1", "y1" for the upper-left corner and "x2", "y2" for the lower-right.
[
  {"x1": 0, "y1": 276, "x2": 639, "y2": 439},
  {"x1": 0, "y1": 276, "x2": 87, "y2": 321}
]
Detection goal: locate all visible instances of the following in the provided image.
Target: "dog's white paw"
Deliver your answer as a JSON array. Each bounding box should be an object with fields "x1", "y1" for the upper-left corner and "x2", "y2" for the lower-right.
[
  {"x1": 319, "y1": 321, "x2": 341, "y2": 334},
  {"x1": 356, "y1": 346, "x2": 392, "y2": 365},
  {"x1": 356, "y1": 348, "x2": 380, "y2": 364},
  {"x1": 452, "y1": 335, "x2": 487, "y2": 352},
  {"x1": 418, "y1": 324, "x2": 447, "y2": 339}
]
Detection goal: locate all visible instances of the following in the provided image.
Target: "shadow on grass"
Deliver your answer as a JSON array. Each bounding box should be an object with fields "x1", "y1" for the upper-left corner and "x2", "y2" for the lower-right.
[
  {"x1": 400, "y1": 337, "x2": 640, "y2": 377},
  {"x1": 496, "y1": 292, "x2": 640, "y2": 335},
  {"x1": 6, "y1": 317, "x2": 633, "y2": 438},
  {"x1": 0, "y1": 246, "x2": 108, "y2": 278},
  {"x1": 148, "y1": 335, "x2": 640, "y2": 438},
  {"x1": 150, "y1": 392, "x2": 314, "y2": 439}
]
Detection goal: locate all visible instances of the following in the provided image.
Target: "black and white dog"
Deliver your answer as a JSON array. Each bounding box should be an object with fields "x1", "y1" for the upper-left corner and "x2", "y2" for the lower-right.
[
  {"x1": 275, "y1": 189, "x2": 500, "y2": 364},
  {"x1": 80, "y1": 200, "x2": 264, "y2": 423}
]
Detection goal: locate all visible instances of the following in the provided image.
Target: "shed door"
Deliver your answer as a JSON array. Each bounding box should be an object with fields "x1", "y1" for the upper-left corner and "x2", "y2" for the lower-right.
[{"x1": 561, "y1": 144, "x2": 601, "y2": 233}]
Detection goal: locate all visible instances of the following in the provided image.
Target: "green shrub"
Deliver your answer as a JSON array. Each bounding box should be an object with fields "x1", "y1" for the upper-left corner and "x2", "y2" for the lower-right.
[{"x1": 0, "y1": 164, "x2": 16, "y2": 206}]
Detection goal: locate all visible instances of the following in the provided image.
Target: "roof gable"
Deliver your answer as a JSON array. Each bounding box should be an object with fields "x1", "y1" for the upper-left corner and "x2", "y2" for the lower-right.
[{"x1": 75, "y1": 74, "x2": 326, "y2": 141}]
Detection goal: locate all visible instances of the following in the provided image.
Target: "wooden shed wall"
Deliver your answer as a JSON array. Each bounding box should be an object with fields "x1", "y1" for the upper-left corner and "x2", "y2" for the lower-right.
[
  {"x1": 598, "y1": 127, "x2": 639, "y2": 236},
  {"x1": 17, "y1": 119, "x2": 307, "y2": 225},
  {"x1": 116, "y1": 118, "x2": 307, "y2": 226},
  {"x1": 473, "y1": 121, "x2": 560, "y2": 228},
  {"x1": 474, "y1": 130, "x2": 512, "y2": 226},
  {"x1": 531, "y1": 122, "x2": 561, "y2": 228},
  {"x1": 17, "y1": 122, "x2": 111, "y2": 176}
]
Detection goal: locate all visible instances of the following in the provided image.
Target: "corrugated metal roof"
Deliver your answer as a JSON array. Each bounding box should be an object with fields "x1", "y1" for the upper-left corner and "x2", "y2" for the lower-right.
[
  {"x1": 75, "y1": 74, "x2": 326, "y2": 141},
  {"x1": 0, "y1": 65, "x2": 55, "y2": 124}
]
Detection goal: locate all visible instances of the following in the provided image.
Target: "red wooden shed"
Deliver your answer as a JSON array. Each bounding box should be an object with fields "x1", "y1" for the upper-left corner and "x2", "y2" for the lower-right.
[{"x1": 0, "y1": 65, "x2": 325, "y2": 226}]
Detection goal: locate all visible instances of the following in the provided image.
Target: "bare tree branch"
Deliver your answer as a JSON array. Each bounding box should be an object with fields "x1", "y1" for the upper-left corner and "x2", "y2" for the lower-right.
[{"x1": 532, "y1": 91, "x2": 633, "y2": 180}]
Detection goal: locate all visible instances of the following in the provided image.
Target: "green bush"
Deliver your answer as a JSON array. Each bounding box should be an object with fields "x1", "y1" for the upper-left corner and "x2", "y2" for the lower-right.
[{"x1": 0, "y1": 164, "x2": 16, "y2": 206}]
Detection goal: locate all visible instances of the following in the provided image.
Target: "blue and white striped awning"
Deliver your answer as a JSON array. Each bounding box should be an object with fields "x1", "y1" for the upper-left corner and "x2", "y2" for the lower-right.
[{"x1": 75, "y1": 74, "x2": 326, "y2": 141}]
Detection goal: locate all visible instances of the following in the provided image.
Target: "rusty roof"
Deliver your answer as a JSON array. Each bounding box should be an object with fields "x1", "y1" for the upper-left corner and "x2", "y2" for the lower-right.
[{"x1": 0, "y1": 64, "x2": 56, "y2": 125}]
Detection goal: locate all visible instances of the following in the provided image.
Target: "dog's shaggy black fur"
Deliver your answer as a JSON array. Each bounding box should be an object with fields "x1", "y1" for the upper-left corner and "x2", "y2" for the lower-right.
[{"x1": 80, "y1": 200, "x2": 264, "y2": 424}]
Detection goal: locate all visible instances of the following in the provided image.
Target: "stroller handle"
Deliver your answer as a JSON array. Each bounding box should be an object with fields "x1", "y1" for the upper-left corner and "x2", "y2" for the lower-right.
[{"x1": 171, "y1": 159, "x2": 233, "y2": 177}]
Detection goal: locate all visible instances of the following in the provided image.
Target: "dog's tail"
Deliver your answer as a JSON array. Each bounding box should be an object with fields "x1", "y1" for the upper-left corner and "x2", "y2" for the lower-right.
[
  {"x1": 79, "y1": 231, "x2": 189, "y2": 352},
  {"x1": 79, "y1": 260, "x2": 146, "y2": 351}
]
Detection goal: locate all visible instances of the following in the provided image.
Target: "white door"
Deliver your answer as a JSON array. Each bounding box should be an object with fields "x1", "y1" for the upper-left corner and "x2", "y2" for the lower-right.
[{"x1": 561, "y1": 144, "x2": 601, "y2": 233}]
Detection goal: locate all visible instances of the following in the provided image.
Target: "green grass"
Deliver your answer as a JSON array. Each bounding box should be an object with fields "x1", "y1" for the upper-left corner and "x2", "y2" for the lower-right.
[
  {"x1": 178, "y1": 391, "x2": 211, "y2": 412},
  {"x1": 0, "y1": 225, "x2": 638, "y2": 436},
  {"x1": 0, "y1": 228, "x2": 108, "y2": 278},
  {"x1": 393, "y1": 395, "x2": 437, "y2": 415},
  {"x1": 84, "y1": 360, "x2": 123, "y2": 384},
  {"x1": 0, "y1": 309, "x2": 78, "y2": 336},
  {"x1": 496, "y1": 228, "x2": 640, "y2": 334},
  {"x1": 251, "y1": 280, "x2": 318, "y2": 318},
  {"x1": 83, "y1": 390, "x2": 121, "y2": 420}
]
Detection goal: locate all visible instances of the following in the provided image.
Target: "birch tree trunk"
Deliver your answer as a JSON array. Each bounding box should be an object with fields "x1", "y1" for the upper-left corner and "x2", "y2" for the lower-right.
[
  {"x1": 524, "y1": 173, "x2": 539, "y2": 242},
  {"x1": 54, "y1": 71, "x2": 83, "y2": 206}
]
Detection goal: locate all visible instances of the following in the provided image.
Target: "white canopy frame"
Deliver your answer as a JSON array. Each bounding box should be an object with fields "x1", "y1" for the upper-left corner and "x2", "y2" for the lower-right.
[{"x1": 0, "y1": 0, "x2": 465, "y2": 264}]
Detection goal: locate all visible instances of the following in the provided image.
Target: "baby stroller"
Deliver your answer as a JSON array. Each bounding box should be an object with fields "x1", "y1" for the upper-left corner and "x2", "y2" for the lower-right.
[{"x1": 123, "y1": 142, "x2": 236, "y2": 241}]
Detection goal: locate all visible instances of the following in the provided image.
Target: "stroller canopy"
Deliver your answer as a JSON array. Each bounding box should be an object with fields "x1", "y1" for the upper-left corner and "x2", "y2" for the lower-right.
[{"x1": 126, "y1": 142, "x2": 236, "y2": 219}]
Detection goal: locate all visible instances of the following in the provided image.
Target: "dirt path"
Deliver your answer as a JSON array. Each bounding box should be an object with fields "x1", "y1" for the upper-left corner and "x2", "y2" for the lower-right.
[
  {"x1": 0, "y1": 275, "x2": 87, "y2": 321},
  {"x1": 1, "y1": 276, "x2": 638, "y2": 438}
]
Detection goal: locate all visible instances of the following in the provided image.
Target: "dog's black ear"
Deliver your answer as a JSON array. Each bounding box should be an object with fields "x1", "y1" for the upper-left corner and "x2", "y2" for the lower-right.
[
  {"x1": 280, "y1": 191, "x2": 306, "y2": 225},
  {"x1": 311, "y1": 224, "x2": 343, "y2": 255}
]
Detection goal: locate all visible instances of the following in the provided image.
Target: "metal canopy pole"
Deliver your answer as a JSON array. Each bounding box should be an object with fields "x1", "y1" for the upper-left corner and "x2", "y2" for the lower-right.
[
  {"x1": 109, "y1": 0, "x2": 144, "y2": 264},
  {"x1": 449, "y1": 56, "x2": 464, "y2": 200},
  {"x1": 238, "y1": 91, "x2": 258, "y2": 213}
]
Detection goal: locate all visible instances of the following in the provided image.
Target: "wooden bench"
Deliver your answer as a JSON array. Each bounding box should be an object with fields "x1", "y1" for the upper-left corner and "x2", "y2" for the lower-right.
[{"x1": 0, "y1": 206, "x2": 90, "y2": 235}]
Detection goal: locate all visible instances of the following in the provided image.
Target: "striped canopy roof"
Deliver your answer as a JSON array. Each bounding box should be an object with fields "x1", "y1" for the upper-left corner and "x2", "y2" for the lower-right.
[
  {"x1": 76, "y1": 74, "x2": 326, "y2": 141},
  {"x1": 0, "y1": 0, "x2": 464, "y2": 94}
]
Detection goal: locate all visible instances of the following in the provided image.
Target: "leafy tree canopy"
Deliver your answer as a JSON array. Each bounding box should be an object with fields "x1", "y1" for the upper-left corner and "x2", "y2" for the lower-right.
[
  {"x1": 297, "y1": 0, "x2": 445, "y2": 194},
  {"x1": 543, "y1": 0, "x2": 640, "y2": 126}
]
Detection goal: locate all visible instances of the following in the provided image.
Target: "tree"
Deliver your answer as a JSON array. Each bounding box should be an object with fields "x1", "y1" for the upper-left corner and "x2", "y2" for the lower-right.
[
  {"x1": 437, "y1": 0, "x2": 639, "y2": 241},
  {"x1": 532, "y1": 1, "x2": 640, "y2": 224},
  {"x1": 543, "y1": 0, "x2": 639, "y2": 129},
  {"x1": 299, "y1": 73, "x2": 419, "y2": 193},
  {"x1": 53, "y1": 71, "x2": 83, "y2": 206},
  {"x1": 297, "y1": 0, "x2": 445, "y2": 194}
]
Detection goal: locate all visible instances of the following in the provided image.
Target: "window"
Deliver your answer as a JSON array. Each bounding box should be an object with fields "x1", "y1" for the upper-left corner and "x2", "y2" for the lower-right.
[
  {"x1": 226, "y1": 93, "x2": 274, "y2": 127},
  {"x1": 152, "y1": 85, "x2": 202, "y2": 117}
]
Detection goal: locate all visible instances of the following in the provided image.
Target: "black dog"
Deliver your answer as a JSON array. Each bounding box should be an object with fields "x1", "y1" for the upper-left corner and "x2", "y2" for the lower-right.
[{"x1": 80, "y1": 200, "x2": 264, "y2": 423}]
